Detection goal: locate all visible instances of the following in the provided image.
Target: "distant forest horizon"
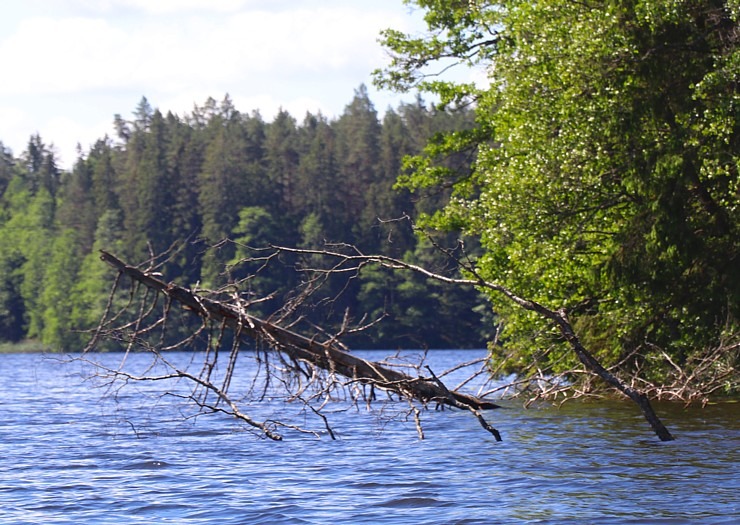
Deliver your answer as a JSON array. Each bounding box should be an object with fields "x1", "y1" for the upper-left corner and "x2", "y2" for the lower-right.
[{"x1": 0, "y1": 85, "x2": 495, "y2": 351}]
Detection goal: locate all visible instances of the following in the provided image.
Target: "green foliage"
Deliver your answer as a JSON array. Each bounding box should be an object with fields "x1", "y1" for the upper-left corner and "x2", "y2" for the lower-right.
[
  {"x1": 39, "y1": 229, "x2": 83, "y2": 350},
  {"x1": 377, "y1": 0, "x2": 740, "y2": 382},
  {"x1": 11, "y1": 188, "x2": 56, "y2": 340},
  {"x1": 69, "y1": 210, "x2": 126, "y2": 351},
  {"x1": 357, "y1": 234, "x2": 495, "y2": 348},
  {"x1": 198, "y1": 108, "x2": 267, "y2": 284},
  {"x1": 0, "y1": 248, "x2": 25, "y2": 342},
  {"x1": 0, "y1": 90, "x2": 488, "y2": 351}
]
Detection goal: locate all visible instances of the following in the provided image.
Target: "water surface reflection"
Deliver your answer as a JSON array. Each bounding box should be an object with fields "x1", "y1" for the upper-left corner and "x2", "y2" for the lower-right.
[{"x1": 0, "y1": 351, "x2": 737, "y2": 524}]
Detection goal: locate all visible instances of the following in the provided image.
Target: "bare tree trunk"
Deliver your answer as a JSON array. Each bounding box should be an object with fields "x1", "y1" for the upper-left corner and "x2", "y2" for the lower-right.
[
  {"x1": 92, "y1": 244, "x2": 674, "y2": 443},
  {"x1": 551, "y1": 308, "x2": 674, "y2": 441},
  {"x1": 98, "y1": 250, "x2": 502, "y2": 440}
]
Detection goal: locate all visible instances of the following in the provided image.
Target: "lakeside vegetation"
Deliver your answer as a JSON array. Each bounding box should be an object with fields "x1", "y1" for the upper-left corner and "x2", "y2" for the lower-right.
[
  {"x1": 1, "y1": 0, "x2": 737, "y2": 401},
  {"x1": 374, "y1": 0, "x2": 738, "y2": 399},
  {"x1": 0, "y1": 88, "x2": 493, "y2": 353},
  {"x1": 0, "y1": 340, "x2": 49, "y2": 354}
]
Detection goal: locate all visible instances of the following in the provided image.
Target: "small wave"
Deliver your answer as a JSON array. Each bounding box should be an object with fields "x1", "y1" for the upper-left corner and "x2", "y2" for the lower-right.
[
  {"x1": 378, "y1": 496, "x2": 443, "y2": 508},
  {"x1": 122, "y1": 460, "x2": 172, "y2": 470}
]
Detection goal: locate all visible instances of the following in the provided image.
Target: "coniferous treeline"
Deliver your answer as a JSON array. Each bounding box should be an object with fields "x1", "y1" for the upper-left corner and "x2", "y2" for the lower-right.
[{"x1": 0, "y1": 86, "x2": 493, "y2": 351}]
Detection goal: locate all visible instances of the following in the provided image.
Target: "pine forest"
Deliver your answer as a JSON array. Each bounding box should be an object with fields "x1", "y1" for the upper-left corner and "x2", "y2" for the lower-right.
[{"x1": 0, "y1": 87, "x2": 493, "y2": 352}]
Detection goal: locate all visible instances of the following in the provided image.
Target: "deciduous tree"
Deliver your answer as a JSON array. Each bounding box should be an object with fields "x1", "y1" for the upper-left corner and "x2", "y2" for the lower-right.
[{"x1": 376, "y1": 0, "x2": 739, "y2": 392}]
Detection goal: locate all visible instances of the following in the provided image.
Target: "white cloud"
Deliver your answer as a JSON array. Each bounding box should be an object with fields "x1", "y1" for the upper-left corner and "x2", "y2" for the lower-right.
[
  {"x1": 47, "y1": 0, "x2": 254, "y2": 15},
  {"x1": 0, "y1": 0, "x2": 427, "y2": 167},
  {"x1": 113, "y1": 0, "x2": 251, "y2": 14},
  {"x1": 0, "y1": 106, "x2": 29, "y2": 155},
  {"x1": 40, "y1": 114, "x2": 113, "y2": 166},
  {"x1": 0, "y1": 17, "x2": 132, "y2": 95},
  {"x1": 58, "y1": 0, "x2": 369, "y2": 16},
  {"x1": 0, "y1": 7, "x2": 404, "y2": 97}
]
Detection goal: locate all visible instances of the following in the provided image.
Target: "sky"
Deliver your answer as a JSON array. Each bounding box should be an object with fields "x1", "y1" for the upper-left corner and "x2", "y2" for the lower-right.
[{"x1": 0, "y1": 0, "x2": 437, "y2": 169}]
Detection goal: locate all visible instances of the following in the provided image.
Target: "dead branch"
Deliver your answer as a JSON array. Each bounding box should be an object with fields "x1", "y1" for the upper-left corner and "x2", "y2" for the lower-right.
[
  {"x1": 88, "y1": 250, "x2": 502, "y2": 441},
  {"x1": 264, "y1": 244, "x2": 675, "y2": 442}
]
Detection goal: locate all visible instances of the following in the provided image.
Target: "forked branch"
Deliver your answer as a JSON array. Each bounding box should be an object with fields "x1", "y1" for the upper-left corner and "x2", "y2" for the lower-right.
[
  {"x1": 93, "y1": 250, "x2": 502, "y2": 441},
  {"x1": 264, "y1": 244, "x2": 675, "y2": 441}
]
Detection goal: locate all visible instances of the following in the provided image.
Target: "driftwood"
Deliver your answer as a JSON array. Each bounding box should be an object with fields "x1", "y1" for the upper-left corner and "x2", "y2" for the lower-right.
[{"x1": 97, "y1": 250, "x2": 502, "y2": 441}]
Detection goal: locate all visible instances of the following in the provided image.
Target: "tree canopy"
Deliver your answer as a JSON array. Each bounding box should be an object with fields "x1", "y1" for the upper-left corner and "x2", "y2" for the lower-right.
[
  {"x1": 0, "y1": 90, "x2": 493, "y2": 351},
  {"x1": 376, "y1": 0, "x2": 739, "y2": 390}
]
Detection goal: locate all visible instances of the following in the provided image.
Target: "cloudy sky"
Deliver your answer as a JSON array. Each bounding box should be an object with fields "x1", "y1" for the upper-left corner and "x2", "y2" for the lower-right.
[{"x1": 0, "y1": 0, "x2": 432, "y2": 168}]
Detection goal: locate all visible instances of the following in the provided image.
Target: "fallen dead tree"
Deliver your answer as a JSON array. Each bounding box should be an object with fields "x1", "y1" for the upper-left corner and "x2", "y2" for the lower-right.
[
  {"x1": 259, "y1": 243, "x2": 676, "y2": 442},
  {"x1": 87, "y1": 250, "x2": 502, "y2": 441},
  {"x1": 85, "y1": 242, "x2": 675, "y2": 443}
]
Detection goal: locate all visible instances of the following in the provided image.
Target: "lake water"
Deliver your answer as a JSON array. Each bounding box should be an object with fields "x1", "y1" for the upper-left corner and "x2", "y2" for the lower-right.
[{"x1": 0, "y1": 349, "x2": 737, "y2": 524}]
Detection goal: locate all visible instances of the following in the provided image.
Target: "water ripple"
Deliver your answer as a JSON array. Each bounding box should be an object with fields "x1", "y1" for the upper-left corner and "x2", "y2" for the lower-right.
[{"x1": 0, "y1": 351, "x2": 738, "y2": 524}]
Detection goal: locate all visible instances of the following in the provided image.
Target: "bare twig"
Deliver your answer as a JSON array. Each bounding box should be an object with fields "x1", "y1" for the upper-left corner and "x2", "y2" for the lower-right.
[
  {"x1": 81, "y1": 249, "x2": 502, "y2": 442},
  {"x1": 265, "y1": 244, "x2": 674, "y2": 441}
]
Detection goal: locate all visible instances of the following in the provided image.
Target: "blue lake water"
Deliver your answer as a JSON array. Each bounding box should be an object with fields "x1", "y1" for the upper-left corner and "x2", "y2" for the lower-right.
[{"x1": 0, "y1": 350, "x2": 737, "y2": 524}]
